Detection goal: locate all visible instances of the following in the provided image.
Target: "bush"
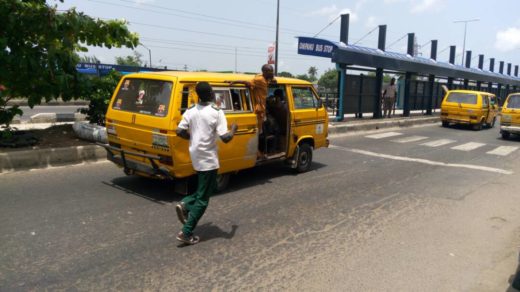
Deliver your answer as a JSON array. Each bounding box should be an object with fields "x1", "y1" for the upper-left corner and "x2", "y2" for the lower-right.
[{"x1": 78, "y1": 71, "x2": 122, "y2": 126}]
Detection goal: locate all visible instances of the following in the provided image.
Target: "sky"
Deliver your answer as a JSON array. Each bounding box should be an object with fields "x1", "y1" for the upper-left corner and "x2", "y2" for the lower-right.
[{"x1": 56, "y1": 0, "x2": 520, "y2": 77}]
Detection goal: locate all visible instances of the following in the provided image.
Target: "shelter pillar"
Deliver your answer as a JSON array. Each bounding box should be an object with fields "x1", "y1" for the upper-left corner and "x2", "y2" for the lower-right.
[
  {"x1": 463, "y1": 51, "x2": 471, "y2": 89},
  {"x1": 373, "y1": 25, "x2": 387, "y2": 119},
  {"x1": 488, "y1": 58, "x2": 495, "y2": 93},
  {"x1": 426, "y1": 40, "x2": 437, "y2": 115},
  {"x1": 477, "y1": 54, "x2": 484, "y2": 90},
  {"x1": 447, "y1": 46, "x2": 456, "y2": 90},
  {"x1": 335, "y1": 14, "x2": 350, "y2": 121},
  {"x1": 403, "y1": 33, "x2": 415, "y2": 117}
]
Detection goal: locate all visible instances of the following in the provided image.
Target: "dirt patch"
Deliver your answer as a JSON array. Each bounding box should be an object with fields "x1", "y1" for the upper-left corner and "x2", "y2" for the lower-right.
[{"x1": 0, "y1": 124, "x2": 94, "y2": 152}]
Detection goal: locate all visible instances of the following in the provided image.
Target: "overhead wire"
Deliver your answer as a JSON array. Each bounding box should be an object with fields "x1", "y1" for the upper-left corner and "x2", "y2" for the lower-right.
[
  {"x1": 89, "y1": 0, "x2": 338, "y2": 39},
  {"x1": 386, "y1": 33, "x2": 408, "y2": 50},
  {"x1": 313, "y1": 15, "x2": 341, "y2": 38},
  {"x1": 352, "y1": 26, "x2": 378, "y2": 46},
  {"x1": 139, "y1": 37, "x2": 295, "y2": 54},
  {"x1": 126, "y1": 21, "x2": 293, "y2": 45},
  {"x1": 146, "y1": 44, "x2": 317, "y2": 61}
]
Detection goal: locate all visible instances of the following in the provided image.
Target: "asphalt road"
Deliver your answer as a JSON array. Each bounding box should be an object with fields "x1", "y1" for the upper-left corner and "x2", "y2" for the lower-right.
[
  {"x1": 17, "y1": 106, "x2": 84, "y2": 121},
  {"x1": 1, "y1": 123, "x2": 520, "y2": 291}
]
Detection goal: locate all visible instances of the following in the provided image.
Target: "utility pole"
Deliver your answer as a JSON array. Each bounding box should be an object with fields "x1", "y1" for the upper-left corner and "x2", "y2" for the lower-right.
[
  {"x1": 453, "y1": 19, "x2": 479, "y2": 66},
  {"x1": 139, "y1": 43, "x2": 152, "y2": 68},
  {"x1": 274, "y1": 0, "x2": 280, "y2": 75}
]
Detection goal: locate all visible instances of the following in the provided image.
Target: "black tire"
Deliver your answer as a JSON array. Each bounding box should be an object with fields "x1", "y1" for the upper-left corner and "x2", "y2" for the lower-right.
[
  {"x1": 501, "y1": 131, "x2": 511, "y2": 140},
  {"x1": 215, "y1": 173, "x2": 231, "y2": 192},
  {"x1": 296, "y1": 143, "x2": 313, "y2": 173},
  {"x1": 489, "y1": 117, "x2": 496, "y2": 128},
  {"x1": 472, "y1": 122, "x2": 483, "y2": 131},
  {"x1": 486, "y1": 117, "x2": 497, "y2": 129},
  {"x1": 442, "y1": 121, "x2": 449, "y2": 127}
]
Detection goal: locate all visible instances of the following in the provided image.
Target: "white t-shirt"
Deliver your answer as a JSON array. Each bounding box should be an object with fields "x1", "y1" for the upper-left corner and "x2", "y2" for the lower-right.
[
  {"x1": 177, "y1": 104, "x2": 228, "y2": 171},
  {"x1": 383, "y1": 84, "x2": 397, "y2": 98}
]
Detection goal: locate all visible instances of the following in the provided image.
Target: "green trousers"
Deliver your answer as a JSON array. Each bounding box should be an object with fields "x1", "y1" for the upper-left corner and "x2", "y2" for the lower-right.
[{"x1": 181, "y1": 169, "x2": 218, "y2": 236}]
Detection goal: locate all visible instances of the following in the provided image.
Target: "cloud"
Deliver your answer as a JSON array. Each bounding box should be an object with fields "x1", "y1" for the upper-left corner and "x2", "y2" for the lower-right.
[
  {"x1": 308, "y1": 4, "x2": 358, "y2": 22},
  {"x1": 309, "y1": 4, "x2": 338, "y2": 16},
  {"x1": 384, "y1": 0, "x2": 407, "y2": 3},
  {"x1": 495, "y1": 27, "x2": 520, "y2": 52},
  {"x1": 365, "y1": 16, "x2": 377, "y2": 28},
  {"x1": 410, "y1": 0, "x2": 444, "y2": 14},
  {"x1": 133, "y1": 0, "x2": 155, "y2": 5},
  {"x1": 384, "y1": 0, "x2": 444, "y2": 14}
]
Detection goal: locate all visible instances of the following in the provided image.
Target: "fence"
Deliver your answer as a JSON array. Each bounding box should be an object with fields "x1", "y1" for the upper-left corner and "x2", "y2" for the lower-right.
[{"x1": 319, "y1": 74, "x2": 512, "y2": 118}]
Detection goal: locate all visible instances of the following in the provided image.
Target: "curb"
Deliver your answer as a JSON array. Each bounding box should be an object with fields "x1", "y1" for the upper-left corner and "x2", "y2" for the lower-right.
[
  {"x1": 7, "y1": 99, "x2": 89, "y2": 106},
  {"x1": 11, "y1": 113, "x2": 87, "y2": 124},
  {"x1": 329, "y1": 116, "x2": 440, "y2": 135},
  {"x1": 0, "y1": 145, "x2": 106, "y2": 173}
]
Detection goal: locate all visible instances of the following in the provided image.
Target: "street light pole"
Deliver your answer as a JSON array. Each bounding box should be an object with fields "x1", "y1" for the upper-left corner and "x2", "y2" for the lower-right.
[
  {"x1": 139, "y1": 43, "x2": 152, "y2": 68},
  {"x1": 274, "y1": 0, "x2": 280, "y2": 75},
  {"x1": 454, "y1": 19, "x2": 479, "y2": 66}
]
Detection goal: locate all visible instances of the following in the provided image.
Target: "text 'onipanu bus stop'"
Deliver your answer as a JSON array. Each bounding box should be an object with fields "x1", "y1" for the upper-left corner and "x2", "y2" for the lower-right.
[{"x1": 298, "y1": 14, "x2": 520, "y2": 121}]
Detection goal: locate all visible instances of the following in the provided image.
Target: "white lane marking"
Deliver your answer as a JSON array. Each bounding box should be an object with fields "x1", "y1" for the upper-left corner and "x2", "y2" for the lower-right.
[
  {"x1": 329, "y1": 145, "x2": 513, "y2": 175},
  {"x1": 486, "y1": 146, "x2": 519, "y2": 156},
  {"x1": 451, "y1": 142, "x2": 486, "y2": 151},
  {"x1": 392, "y1": 136, "x2": 429, "y2": 143},
  {"x1": 421, "y1": 139, "x2": 456, "y2": 147},
  {"x1": 365, "y1": 132, "x2": 403, "y2": 139}
]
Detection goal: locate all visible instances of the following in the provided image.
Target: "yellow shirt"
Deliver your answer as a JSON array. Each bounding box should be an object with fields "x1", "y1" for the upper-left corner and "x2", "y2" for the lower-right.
[{"x1": 250, "y1": 74, "x2": 270, "y2": 114}]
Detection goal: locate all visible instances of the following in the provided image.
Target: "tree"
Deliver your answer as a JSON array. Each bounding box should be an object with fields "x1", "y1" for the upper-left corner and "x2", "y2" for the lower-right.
[
  {"x1": 318, "y1": 68, "x2": 338, "y2": 91},
  {"x1": 0, "y1": 0, "x2": 139, "y2": 130},
  {"x1": 278, "y1": 71, "x2": 294, "y2": 78},
  {"x1": 79, "y1": 55, "x2": 100, "y2": 63},
  {"x1": 296, "y1": 74, "x2": 311, "y2": 82},
  {"x1": 78, "y1": 71, "x2": 122, "y2": 126},
  {"x1": 308, "y1": 66, "x2": 318, "y2": 82},
  {"x1": 115, "y1": 51, "x2": 143, "y2": 67}
]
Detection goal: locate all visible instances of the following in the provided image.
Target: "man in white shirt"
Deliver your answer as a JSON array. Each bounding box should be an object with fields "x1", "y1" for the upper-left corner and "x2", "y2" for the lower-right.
[
  {"x1": 175, "y1": 82, "x2": 237, "y2": 245},
  {"x1": 382, "y1": 77, "x2": 397, "y2": 118}
]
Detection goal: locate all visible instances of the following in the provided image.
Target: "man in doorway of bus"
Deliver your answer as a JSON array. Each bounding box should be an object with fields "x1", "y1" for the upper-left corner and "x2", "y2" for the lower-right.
[
  {"x1": 175, "y1": 81, "x2": 238, "y2": 245},
  {"x1": 228, "y1": 64, "x2": 277, "y2": 157},
  {"x1": 382, "y1": 77, "x2": 397, "y2": 118}
]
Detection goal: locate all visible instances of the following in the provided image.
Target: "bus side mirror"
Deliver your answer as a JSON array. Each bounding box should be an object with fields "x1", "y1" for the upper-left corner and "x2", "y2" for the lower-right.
[{"x1": 317, "y1": 99, "x2": 323, "y2": 109}]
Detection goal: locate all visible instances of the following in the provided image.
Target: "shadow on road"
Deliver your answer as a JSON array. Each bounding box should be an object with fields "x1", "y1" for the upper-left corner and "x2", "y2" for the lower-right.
[
  {"x1": 104, "y1": 161, "x2": 327, "y2": 203},
  {"x1": 176, "y1": 223, "x2": 238, "y2": 248},
  {"x1": 507, "y1": 261, "x2": 520, "y2": 292},
  {"x1": 441, "y1": 123, "x2": 496, "y2": 131},
  {"x1": 223, "y1": 161, "x2": 327, "y2": 194},
  {"x1": 198, "y1": 223, "x2": 238, "y2": 241},
  {"x1": 103, "y1": 176, "x2": 182, "y2": 204}
]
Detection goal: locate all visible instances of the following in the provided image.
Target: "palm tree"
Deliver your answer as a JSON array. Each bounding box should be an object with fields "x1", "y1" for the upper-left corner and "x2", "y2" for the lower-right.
[{"x1": 308, "y1": 66, "x2": 318, "y2": 82}]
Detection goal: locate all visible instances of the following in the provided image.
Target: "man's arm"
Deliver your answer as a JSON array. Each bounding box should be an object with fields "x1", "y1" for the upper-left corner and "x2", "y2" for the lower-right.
[
  {"x1": 176, "y1": 128, "x2": 190, "y2": 140},
  {"x1": 220, "y1": 123, "x2": 238, "y2": 143},
  {"x1": 227, "y1": 80, "x2": 251, "y2": 87}
]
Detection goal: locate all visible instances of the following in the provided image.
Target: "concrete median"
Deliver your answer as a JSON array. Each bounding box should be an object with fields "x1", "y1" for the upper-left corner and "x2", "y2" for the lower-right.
[
  {"x1": 329, "y1": 116, "x2": 440, "y2": 135},
  {"x1": 0, "y1": 145, "x2": 106, "y2": 173}
]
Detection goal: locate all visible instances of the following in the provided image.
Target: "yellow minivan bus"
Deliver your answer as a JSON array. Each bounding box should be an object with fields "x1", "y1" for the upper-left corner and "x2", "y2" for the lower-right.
[
  {"x1": 500, "y1": 92, "x2": 520, "y2": 140},
  {"x1": 440, "y1": 89, "x2": 499, "y2": 130},
  {"x1": 100, "y1": 71, "x2": 329, "y2": 192}
]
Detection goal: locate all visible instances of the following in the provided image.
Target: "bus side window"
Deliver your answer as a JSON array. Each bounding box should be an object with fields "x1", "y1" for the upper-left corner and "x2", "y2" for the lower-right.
[{"x1": 180, "y1": 86, "x2": 190, "y2": 114}]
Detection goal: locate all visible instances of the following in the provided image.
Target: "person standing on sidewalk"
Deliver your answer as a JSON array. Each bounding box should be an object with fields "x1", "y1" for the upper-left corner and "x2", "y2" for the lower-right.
[
  {"x1": 382, "y1": 77, "x2": 397, "y2": 118},
  {"x1": 175, "y1": 81, "x2": 237, "y2": 245}
]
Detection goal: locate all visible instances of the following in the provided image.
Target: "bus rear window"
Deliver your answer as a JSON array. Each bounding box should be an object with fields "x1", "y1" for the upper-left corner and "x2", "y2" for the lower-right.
[
  {"x1": 112, "y1": 78, "x2": 173, "y2": 117},
  {"x1": 507, "y1": 95, "x2": 520, "y2": 109},
  {"x1": 446, "y1": 93, "x2": 477, "y2": 104}
]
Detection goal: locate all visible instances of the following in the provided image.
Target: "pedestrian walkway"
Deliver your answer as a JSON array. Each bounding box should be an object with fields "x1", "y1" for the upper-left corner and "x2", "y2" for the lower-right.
[{"x1": 363, "y1": 131, "x2": 519, "y2": 157}]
